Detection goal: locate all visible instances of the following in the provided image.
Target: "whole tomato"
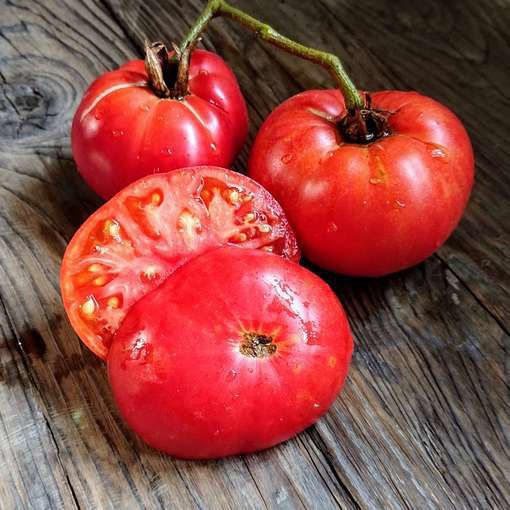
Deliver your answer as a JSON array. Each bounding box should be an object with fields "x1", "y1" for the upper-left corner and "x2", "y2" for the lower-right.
[
  {"x1": 108, "y1": 246, "x2": 353, "y2": 459},
  {"x1": 72, "y1": 42, "x2": 248, "y2": 199},
  {"x1": 60, "y1": 166, "x2": 299, "y2": 359},
  {"x1": 249, "y1": 90, "x2": 474, "y2": 276}
]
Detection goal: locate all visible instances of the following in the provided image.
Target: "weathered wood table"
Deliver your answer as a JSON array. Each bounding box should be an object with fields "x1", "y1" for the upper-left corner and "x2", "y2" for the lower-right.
[{"x1": 1, "y1": 0, "x2": 509, "y2": 508}]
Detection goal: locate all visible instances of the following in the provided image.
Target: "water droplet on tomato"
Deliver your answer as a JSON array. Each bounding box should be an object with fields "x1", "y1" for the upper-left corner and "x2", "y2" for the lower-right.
[
  {"x1": 327, "y1": 222, "x2": 338, "y2": 233},
  {"x1": 226, "y1": 369, "x2": 237, "y2": 381},
  {"x1": 94, "y1": 112, "x2": 102, "y2": 120},
  {"x1": 426, "y1": 143, "x2": 449, "y2": 161},
  {"x1": 281, "y1": 154, "x2": 293, "y2": 164},
  {"x1": 199, "y1": 69, "x2": 209, "y2": 76},
  {"x1": 140, "y1": 104, "x2": 151, "y2": 111},
  {"x1": 112, "y1": 129, "x2": 124, "y2": 137},
  {"x1": 210, "y1": 143, "x2": 217, "y2": 151},
  {"x1": 313, "y1": 403, "x2": 320, "y2": 408},
  {"x1": 161, "y1": 147, "x2": 173, "y2": 156},
  {"x1": 369, "y1": 177, "x2": 381, "y2": 185},
  {"x1": 394, "y1": 199, "x2": 406, "y2": 209}
]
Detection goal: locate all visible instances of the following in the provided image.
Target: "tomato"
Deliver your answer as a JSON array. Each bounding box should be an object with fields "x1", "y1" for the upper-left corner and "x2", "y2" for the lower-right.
[
  {"x1": 60, "y1": 166, "x2": 299, "y2": 359},
  {"x1": 107, "y1": 246, "x2": 353, "y2": 459},
  {"x1": 248, "y1": 90, "x2": 474, "y2": 276},
  {"x1": 72, "y1": 48, "x2": 248, "y2": 199}
]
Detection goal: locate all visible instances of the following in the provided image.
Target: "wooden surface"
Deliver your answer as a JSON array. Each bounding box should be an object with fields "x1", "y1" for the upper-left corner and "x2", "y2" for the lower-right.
[{"x1": 1, "y1": 0, "x2": 509, "y2": 508}]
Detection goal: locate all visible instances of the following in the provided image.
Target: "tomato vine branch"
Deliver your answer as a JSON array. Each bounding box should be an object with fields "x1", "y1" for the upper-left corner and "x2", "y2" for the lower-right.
[{"x1": 180, "y1": 0, "x2": 364, "y2": 112}]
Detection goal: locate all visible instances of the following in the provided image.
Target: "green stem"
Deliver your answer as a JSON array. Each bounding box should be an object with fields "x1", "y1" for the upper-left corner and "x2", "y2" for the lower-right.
[{"x1": 180, "y1": 0, "x2": 363, "y2": 112}]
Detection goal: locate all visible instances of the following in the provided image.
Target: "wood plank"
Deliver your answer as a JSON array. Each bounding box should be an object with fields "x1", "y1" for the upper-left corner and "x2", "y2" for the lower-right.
[{"x1": 0, "y1": 0, "x2": 509, "y2": 509}]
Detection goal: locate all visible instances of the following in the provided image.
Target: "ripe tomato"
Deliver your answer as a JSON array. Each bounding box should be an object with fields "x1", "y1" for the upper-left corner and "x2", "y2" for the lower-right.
[
  {"x1": 72, "y1": 48, "x2": 248, "y2": 199},
  {"x1": 60, "y1": 166, "x2": 299, "y2": 359},
  {"x1": 107, "y1": 246, "x2": 353, "y2": 459},
  {"x1": 249, "y1": 90, "x2": 474, "y2": 276}
]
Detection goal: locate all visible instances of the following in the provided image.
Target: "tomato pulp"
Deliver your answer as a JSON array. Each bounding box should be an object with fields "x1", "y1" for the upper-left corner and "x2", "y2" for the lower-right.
[
  {"x1": 249, "y1": 90, "x2": 474, "y2": 276},
  {"x1": 72, "y1": 49, "x2": 248, "y2": 199},
  {"x1": 60, "y1": 167, "x2": 299, "y2": 359},
  {"x1": 108, "y1": 247, "x2": 353, "y2": 459}
]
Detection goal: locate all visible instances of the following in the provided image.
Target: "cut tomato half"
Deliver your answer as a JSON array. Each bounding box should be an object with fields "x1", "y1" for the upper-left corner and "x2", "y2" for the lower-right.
[{"x1": 61, "y1": 166, "x2": 300, "y2": 359}]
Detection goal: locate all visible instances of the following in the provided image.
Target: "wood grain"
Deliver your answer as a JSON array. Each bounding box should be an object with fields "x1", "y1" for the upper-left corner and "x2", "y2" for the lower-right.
[{"x1": 0, "y1": 0, "x2": 509, "y2": 508}]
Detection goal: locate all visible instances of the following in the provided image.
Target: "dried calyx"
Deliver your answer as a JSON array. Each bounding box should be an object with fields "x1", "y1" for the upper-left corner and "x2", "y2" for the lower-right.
[
  {"x1": 338, "y1": 95, "x2": 392, "y2": 144},
  {"x1": 240, "y1": 333, "x2": 277, "y2": 358},
  {"x1": 144, "y1": 40, "x2": 195, "y2": 99}
]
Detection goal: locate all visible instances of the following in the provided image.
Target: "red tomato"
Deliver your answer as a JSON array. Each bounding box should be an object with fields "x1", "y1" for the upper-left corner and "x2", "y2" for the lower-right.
[
  {"x1": 72, "y1": 49, "x2": 248, "y2": 199},
  {"x1": 60, "y1": 166, "x2": 299, "y2": 359},
  {"x1": 108, "y1": 246, "x2": 353, "y2": 459},
  {"x1": 249, "y1": 90, "x2": 474, "y2": 276}
]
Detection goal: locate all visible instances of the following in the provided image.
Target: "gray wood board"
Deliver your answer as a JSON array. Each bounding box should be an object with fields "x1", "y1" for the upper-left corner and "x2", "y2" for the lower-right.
[{"x1": 0, "y1": 0, "x2": 509, "y2": 508}]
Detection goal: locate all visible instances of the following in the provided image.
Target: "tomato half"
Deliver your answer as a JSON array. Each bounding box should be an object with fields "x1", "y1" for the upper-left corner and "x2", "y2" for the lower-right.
[
  {"x1": 249, "y1": 90, "x2": 474, "y2": 276},
  {"x1": 107, "y1": 246, "x2": 353, "y2": 459},
  {"x1": 72, "y1": 49, "x2": 248, "y2": 199},
  {"x1": 61, "y1": 167, "x2": 299, "y2": 359}
]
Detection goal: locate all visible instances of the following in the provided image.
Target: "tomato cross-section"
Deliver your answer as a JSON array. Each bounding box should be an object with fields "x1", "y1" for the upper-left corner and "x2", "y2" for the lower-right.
[{"x1": 61, "y1": 166, "x2": 300, "y2": 359}]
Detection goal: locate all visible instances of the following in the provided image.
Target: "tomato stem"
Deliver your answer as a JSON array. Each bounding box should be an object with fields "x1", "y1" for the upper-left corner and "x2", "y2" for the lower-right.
[
  {"x1": 144, "y1": 40, "x2": 195, "y2": 99},
  {"x1": 144, "y1": 41, "x2": 173, "y2": 98},
  {"x1": 179, "y1": 0, "x2": 364, "y2": 112}
]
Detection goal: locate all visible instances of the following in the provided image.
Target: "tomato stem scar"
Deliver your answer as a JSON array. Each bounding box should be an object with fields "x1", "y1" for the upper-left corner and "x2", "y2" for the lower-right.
[{"x1": 240, "y1": 332, "x2": 277, "y2": 358}]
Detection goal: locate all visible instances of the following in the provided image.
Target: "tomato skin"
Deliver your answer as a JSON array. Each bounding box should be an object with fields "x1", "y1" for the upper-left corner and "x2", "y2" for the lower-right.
[
  {"x1": 72, "y1": 50, "x2": 248, "y2": 199},
  {"x1": 107, "y1": 247, "x2": 353, "y2": 459},
  {"x1": 248, "y1": 90, "x2": 474, "y2": 276},
  {"x1": 60, "y1": 166, "x2": 300, "y2": 360}
]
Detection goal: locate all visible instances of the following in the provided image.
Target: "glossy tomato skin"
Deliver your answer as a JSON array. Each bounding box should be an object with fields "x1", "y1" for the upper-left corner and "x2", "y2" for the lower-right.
[
  {"x1": 108, "y1": 247, "x2": 353, "y2": 459},
  {"x1": 72, "y1": 50, "x2": 248, "y2": 199},
  {"x1": 60, "y1": 166, "x2": 300, "y2": 360},
  {"x1": 249, "y1": 90, "x2": 474, "y2": 276}
]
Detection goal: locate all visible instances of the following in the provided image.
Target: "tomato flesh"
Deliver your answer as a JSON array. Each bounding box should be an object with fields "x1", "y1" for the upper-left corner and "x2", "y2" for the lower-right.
[
  {"x1": 107, "y1": 247, "x2": 353, "y2": 459},
  {"x1": 61, "y1": 167, "x2": 300, "y2": 359}
]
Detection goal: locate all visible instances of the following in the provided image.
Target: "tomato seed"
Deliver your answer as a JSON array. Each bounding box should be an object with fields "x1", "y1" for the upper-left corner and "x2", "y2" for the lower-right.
[
  {"x1": 107, "y1": 296, "x2": 120, "y2": 308},
  {"x1": 81, "y1": 296, "x2": 97, "y2": 315}
]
